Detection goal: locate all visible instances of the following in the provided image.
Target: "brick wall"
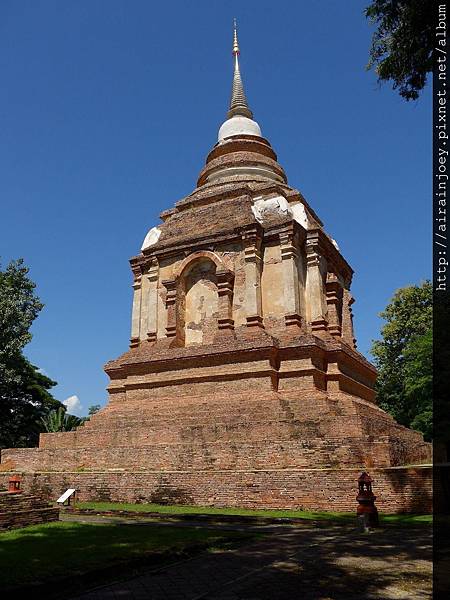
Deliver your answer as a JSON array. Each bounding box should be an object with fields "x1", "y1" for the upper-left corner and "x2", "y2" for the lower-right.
[{"x1": 0, "y1": 466, "x2": 432, "y2": 514}]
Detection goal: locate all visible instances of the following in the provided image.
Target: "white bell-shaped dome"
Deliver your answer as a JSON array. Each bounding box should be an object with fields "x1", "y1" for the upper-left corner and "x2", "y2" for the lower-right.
[{"x1": 218, "y1": 116, "x2": 261, "y2": 142}]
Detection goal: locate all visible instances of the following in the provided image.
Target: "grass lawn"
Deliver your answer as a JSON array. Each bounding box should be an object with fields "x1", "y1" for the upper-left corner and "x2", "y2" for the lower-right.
[
  {"x1": 0, "y1": 520, "x2": 248, "y2": 590},
  {"x1": 77, "y1": 501, "x2": 432, "y2": 526}
]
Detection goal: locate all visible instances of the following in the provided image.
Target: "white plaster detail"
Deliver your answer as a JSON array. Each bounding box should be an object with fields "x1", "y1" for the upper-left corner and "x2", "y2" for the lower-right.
[
  {"x1": 331, "y1": 238, "x2": 340, "y2": 251},
  {"x1": 251, "y1": 196, "x2": 311, "y2": 230},
  {"x1": 251, "y1": 195, "x2": 292, "y2": 224},
  {"x1": 291, "y1": 203, "x2": 309, "y2": 230},
  {"x1": 218, "y1": 116, "x2": 262, "y2": 142},
  {"x1": 141, "y1": 226, "x2": 161, "y2": 251}
]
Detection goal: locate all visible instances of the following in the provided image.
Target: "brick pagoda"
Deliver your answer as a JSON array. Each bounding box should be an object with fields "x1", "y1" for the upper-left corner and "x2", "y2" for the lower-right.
[{"x1": 1, "y1": 24, "x2": 431, "y2": 512}]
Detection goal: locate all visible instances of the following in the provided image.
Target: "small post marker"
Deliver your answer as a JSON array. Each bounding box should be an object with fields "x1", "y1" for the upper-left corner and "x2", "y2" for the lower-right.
[{"x1": 356, "y1": 472, "x2": 379, "y2": 532}]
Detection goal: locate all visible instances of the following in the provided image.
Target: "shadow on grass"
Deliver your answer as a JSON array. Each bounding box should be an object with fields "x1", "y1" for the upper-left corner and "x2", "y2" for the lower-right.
[
  {"x1": 0, "y1": 520, "x2": 251, "y2": 596},
  {"x1": 75, "y1": 501, "x2": 432, "y2": 526}
]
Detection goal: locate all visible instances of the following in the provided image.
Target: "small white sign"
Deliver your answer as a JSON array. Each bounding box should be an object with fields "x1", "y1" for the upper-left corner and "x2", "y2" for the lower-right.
[{"x1": 57, "y1": 488, "x2": 76, "y2": 504}]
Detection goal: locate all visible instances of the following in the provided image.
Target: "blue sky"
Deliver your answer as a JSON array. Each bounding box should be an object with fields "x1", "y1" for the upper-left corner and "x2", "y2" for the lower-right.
[{"x1": 1, "y1": 1, "x2": 430, "y2": 415}]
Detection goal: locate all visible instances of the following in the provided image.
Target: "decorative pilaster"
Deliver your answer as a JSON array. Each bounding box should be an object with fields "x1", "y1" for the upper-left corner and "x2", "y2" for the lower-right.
[
  {"x1": 146, "y1": 259, "x2": 159, "y2": 342},
  {"x1": 216, "y1": 269, "x2": 235, "y2": 334},
  {"x1": 242, "y1": 229, "x2": 264, "y2": 328},
  {"x1": 305, "y1": 232, "x2": 328, "y2": 333},
  {"x1": 130, "y1": 265, "x2": 142, "y2": 348},
  {"x1": 279, "y1": 225, "x2": 303, "y2": 331},
  {"x1": 162, "y1": 279, "x2": 177, "y2": 339},
  {"x1": 342, "y1": 289, "x2": 357, "y2": 348},
  {"x1": 325, "y1": 273, "x2": 343, "y2": 337}
]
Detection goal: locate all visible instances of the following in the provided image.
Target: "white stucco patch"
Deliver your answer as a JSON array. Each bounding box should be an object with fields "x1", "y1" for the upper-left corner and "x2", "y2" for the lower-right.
[
  {"x1": 141, "y1": 226, "x2": 161, "y2": 251},
  {"x1": 291, "y1": 203, "x2": 309, "y2": 229},
  {"x1": 251, "y1": 196, "x2": 311, "y2": 230},
  {"x1": 251, "y1": 195, "x2": 292, "y2": 224}
]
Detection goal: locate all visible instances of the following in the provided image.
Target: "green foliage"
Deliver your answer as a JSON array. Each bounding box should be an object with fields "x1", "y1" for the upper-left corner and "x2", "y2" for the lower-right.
[
  {"x1": 0, "y1": 259, "x2": 43, "y2": 368},
  {"x1": 0, "y1": 259, "x2": 62, "y2": 448},
  {"x1": 371, "y1": 281, "x2": 432, "y2": 440},
  {"x1": 365, "y1": 0, "x2": 433, "y2": 100},
  {"x1": 40, "y1": 406, "x2": 82, "y2": 432},
  {"x1": 0, "y1": 354, "x2": 60, "y2": 448},
  {"x1": 404, "y1": 330, "x2": 432, "y2": 440}
]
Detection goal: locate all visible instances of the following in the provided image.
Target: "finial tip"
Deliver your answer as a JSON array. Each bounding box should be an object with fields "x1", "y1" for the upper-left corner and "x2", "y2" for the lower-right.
[{"x1": 232, "y1": 18, "x2": 240, "y2": 55}]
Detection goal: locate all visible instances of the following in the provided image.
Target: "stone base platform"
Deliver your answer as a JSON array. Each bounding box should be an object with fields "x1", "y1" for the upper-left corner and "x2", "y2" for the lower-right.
[
  {"x1": 0, "y1": 336, "x2": 432, "y2": 514},
  {"x1": 0, "y1": 490, "x2": 60, "y2": 530},
  {"x1": 1, "y1": 389, "x2": 431, "y2": 473}
]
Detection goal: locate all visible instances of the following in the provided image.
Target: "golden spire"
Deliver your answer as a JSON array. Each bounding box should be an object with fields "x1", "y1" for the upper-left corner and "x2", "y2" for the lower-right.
[{"x1": 227, "y1": 19, "x2": 253, "y2": 119}]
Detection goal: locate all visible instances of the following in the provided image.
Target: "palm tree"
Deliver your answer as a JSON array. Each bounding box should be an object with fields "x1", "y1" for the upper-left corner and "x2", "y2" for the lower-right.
[{"x1": 41, "y1": 407, "x2": 82, "y2": 432}]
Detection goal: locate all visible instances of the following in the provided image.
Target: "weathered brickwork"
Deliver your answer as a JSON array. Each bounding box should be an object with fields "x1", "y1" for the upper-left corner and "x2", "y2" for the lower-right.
[
  {"x1": 0, "y1": 338, "x2": 431, "y2": 512},
  {"x1": 0, "y1": 490, "x2": 59, "y2": 530},
  {"x1": 0, "y1": 467, "x2": 431, "y2": 514},
  {"x1": 2, "y1": 387, "x2": 430, "y2": 471}
]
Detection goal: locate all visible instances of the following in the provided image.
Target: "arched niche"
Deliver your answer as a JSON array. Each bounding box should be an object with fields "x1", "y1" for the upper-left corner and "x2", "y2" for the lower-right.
[
  {"x1": 181, "y1": 258, "x2": 219, "y2": 346},
  {"x1": 174, "y1": 251, "x2": 228, "y2": 279},
  {"x1": 163, "y1": 252, "x2": 234, "y2": 347}
]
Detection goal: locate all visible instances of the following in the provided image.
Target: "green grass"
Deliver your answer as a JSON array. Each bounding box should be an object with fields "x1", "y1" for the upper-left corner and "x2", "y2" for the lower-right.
[
  {"x1": 379, "y1": 513, "x2": 432, "y2": 525},
  {"x1": 0, "y1": 521, "x2": 246, "y2": 589},
  {"x1": 77, "y1": 501, "x2": 432, "y2": 525}
]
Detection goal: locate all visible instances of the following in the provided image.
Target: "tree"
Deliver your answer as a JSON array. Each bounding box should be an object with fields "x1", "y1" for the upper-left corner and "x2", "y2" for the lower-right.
[
  {"x1": 0, "y1": 259, "x2": 43, "y2": 364},
  {"x1": 88, "y1": 404, "x2": 101, "y2": 416},
  {"x1": 0, "y1": 259, "x2": 62, "y2": 448},
  {"x1": 371, "y1": 281, "x2": 432, "y2": 440},
  {"x1": 365, "y1": 0, "x2": 433, "y2": 100},
  {"x1": 41, "y1": 407, "x2": 82, "y2": 433},
  {"x1": 403, "y1": 329, "x2": 432, "y2": 440}
]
